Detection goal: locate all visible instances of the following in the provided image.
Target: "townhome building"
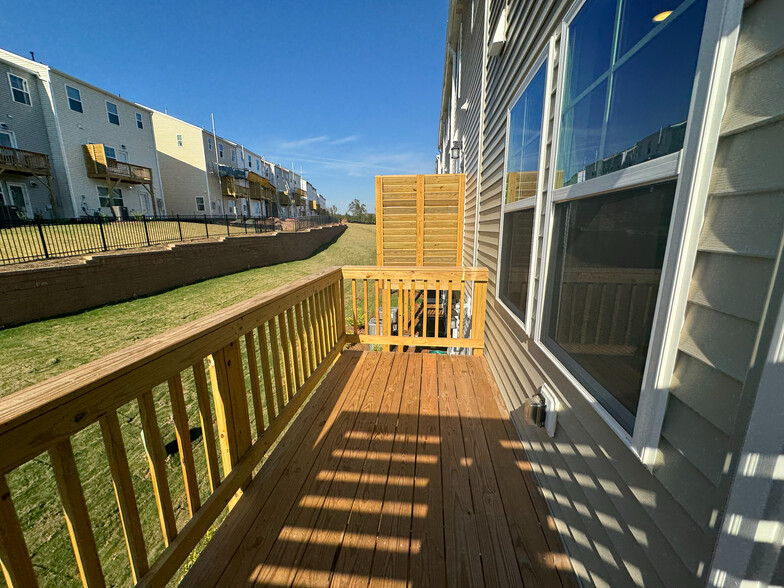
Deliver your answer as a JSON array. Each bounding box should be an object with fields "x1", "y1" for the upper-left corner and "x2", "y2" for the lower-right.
[
  {"x1": 437, "y1": 0, "x2": 784, "y2": 585},
  {"x1": 0, "y1": 49, "x2": 165, "y2": 218},
  {"x1": 305, "y1": 181, "x2": 317, "y2": 216}
]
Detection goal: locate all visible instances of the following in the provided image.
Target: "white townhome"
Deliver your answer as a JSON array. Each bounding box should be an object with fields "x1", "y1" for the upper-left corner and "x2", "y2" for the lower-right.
[{"x1": 0, "y1": 49, "x2": 165, "y2": 219}]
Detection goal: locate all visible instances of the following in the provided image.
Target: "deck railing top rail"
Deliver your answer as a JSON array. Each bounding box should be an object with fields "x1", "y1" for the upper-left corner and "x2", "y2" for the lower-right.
[{"x1": 0, "y1": 145, "x2": 51, "y2": 174}]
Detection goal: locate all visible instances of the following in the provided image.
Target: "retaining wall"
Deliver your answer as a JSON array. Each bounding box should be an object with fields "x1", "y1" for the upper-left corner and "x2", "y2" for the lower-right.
[{"x1": 0, "y1": 224, "x2": 346, "y2": 328}]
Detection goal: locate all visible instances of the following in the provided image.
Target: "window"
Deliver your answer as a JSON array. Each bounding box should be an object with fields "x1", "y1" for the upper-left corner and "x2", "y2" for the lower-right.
[
  {"x1": 106, "y1": 101, "x2": 120, "y2": 125},
  {"x1": 218, "y1": 143, "x2": 224, "y2": 157},
  {"x1": 555, "y1": 0, "x2": 708, "y2": 187},
  {"x1": 136, "y1": 113, "x2": 144, "y2": 129},
  {"x1": 177, "y1": 134, "x2": 183, "y2": 147},
  {"x1": 116, "y1": 150, "x2": 128, "y2": 163},
  {"x1": 256, "y1": 159, "x2": 260, "y2": 171},
  {"x1": 98, "y1": 186, "x2": 123, "y2": 207},
  {"x1": 248, "y1": 155, "x2": 252, "y2": 166},
  {"x1": 66, "y1": 85, "x2": 83, "y2": 113},
  {"x1": 538, "y1": 0, "x2": 710, "y2": 438},
  {"x1": 8, "y1": 74, "x2": 31, "y2": 105},
  {"x1": 0, "y1": 130, "x2": 17, "y2": 148},
  {"x1": 208, "y1": 137, "x2": 213, "y2": 150},
  {"x1": 196, "y1": 196, "x2": 206, "y2": 212},
  {"x1": 498, "y1": 59, "x2": 547, "y2": 329},
  {"x1": 103, "y1": 145, "x2": 117, "y2": 160},
  {"x1": 231, "y1": 149, "x2": 235, "y2": 162},
  {"x1": 543, "y1": 182, "x2": 675, "y2": 432}
]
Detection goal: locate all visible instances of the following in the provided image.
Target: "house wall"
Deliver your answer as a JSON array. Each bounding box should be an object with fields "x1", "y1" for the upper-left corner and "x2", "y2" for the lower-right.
[
  {"x1": 0, "y1": 59, "x2": 62, "y2": 218},
  {"x1": 47, "y1": 70, "x2": 164, "y2": 217},
  {"x1": 445, "y1": 0, "x2": 783, "y2": 586},
  {"x1": 151, "y1": 111, "x2": 209, "y2": 216}
]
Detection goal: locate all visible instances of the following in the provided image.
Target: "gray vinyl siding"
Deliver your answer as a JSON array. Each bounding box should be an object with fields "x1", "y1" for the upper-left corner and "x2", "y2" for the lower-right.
[{"x1": 449, "y1": 0, "x2": 783, "y2": 585}]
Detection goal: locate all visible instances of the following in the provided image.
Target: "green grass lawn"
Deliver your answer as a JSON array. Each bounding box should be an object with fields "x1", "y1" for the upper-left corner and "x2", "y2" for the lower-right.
[{"x1": 0, "y1": 223, "x2": 374, "y2": 587}]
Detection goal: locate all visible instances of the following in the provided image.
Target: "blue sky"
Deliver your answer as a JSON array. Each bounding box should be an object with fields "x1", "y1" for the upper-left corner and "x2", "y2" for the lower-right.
[{"x1": 0, "y1": 0, "x2": 449, "y2": 213}]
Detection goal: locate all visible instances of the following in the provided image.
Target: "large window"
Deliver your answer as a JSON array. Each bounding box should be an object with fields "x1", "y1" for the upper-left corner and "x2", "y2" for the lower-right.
[
  {"x1": 8, "y1": 73, "x2": 31, "y2": 105},
  {"x1": 66, "y1": 85, "x2": 83, "y2": 113},
  {"x1": 540, "y1": 0, "x2": 710, "y2": 437},
  {"x1": 556, "y1": 0, "x2": 708, "y2": 187},
  {"x1": 543, "y1": 182, "x2": 675, "y2": 432},
  {"x1": 498, "y1": 59, "x2": 547, "y2": 328},
  {"x1": 98, "y1": 186, "x2": 123, "y2": 208},
  {"x1": 106, "y1": 101, "x2": 120, "y2": 125}
]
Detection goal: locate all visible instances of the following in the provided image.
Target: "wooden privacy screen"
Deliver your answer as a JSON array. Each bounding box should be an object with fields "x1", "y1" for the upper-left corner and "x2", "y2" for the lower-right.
[{"x1": 375, "y1": 173, "x2": 465, "y2": 267}]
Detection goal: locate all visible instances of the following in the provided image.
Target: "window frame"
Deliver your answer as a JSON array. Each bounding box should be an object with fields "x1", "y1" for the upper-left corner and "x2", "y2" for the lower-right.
[
  {"x1": 106, "y1": 101, "x2": 120, "y2": 125},
  {"x1": 7, "y1": 73, "x2": 31, "y2": 106},
  {"x1": 176, "y1": 134, "x2": 183, "y2": 147},
  {"x1": 136, "y1": 113, "x2": 144, "y2": 129},
  {"x1": 103, "y1": 145, "x2": 117, "y2": 160},
  {"x1": 6, "y1": 182, "x2": 32, "y2": 217},
  {"x1": 97, "y1": 185, "x2": 123, "y2": 208},
  {"x1": 495, "y1": 49, "x2": 552, "y2": 336},
  {"x1": 529, "y1": 0, "x2": 742, "y2": 467},
  {"x1": 65, "y1": 84, "x2": 83, "y2": 113},
  {"x1": 0, "y1": 129, "x2": 18, "y2": 149},
  {"x1": 195, "y1": 196, "x2": 206, "y2": 212}
]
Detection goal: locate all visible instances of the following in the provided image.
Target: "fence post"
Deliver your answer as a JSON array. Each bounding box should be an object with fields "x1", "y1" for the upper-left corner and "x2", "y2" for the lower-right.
[
  {"x1": 98, "y1": 216, "x2": 108, "y2": 251},
  {"x1": 36, "y1": 218, "x2": 49, "y2": 259},
  {"x1": 143, "y1": 216, "x2": 151, "y2": 246},
  {"x1": 177, "y1": 215, "x2": 183, "y2": 241},
  {"x1": 204, "y1": 214, "x2": 209, "y2": 238},
  {"x1": 225, "y1": 214, "x2": 230, "y2": 237}
]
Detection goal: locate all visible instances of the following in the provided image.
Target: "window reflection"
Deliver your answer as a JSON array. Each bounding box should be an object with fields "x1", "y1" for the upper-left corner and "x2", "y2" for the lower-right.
[
  {"x1": 543, "y1": 182, "x2": 676, "y2": 432},
  {"x1": 500, "y1": 209, "x2": 535, "y2": 322},
  {"x1": 556, "y1": 0, "x2": 708, "y2": 188}
]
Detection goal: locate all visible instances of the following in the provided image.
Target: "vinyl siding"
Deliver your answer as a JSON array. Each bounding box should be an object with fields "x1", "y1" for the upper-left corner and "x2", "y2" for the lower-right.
[{"x1": 447, "y1": 0, "x2": 783, "y2": 585}]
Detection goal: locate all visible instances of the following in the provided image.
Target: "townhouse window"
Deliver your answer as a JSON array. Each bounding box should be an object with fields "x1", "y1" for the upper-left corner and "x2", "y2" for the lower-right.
[
  {"x1": 208, "y1": 137, "x2": 213, "y2": 150},
  {"x1": 256, "y1": 160, "x2": 260, "y2": 171},
  {"x1": 177, "y1": 134, "x2": 183, "y2": 147},
  {"x1": 195, "y1": 196, "x2": 206, "y2": 212},
  {"x1": 106, "y1": 101, "x2": 120, "y2": 125},
  {"x1": 219, "y1": 143, "x2": 224, "y2": 157},
  {"x1": 542, "y1": 0, "x2": 708, "y2": 434},
  {"x1": 103, "y1": 145, "x2": 117, "y2": 160},
  {"x1": 66, "y1": 85, "x2": 83, "y2": 113},
  {"x1": 98, "y1": 186, "x2": 123, "y2": 207},
  {"x1": 248, "y1": 155, "x2": 252, "y2": 166},
  {"x1": 498, "y1": 59, "x2": 547, "y2": 330},
  {"x1": 136, "y1": 113, "x2": 144, "y2": 129},
  {"x1": 8, "y1": 73, "x2": 31, "y2": 105},
  {"x1": 231, "y1": 149, "x2": 235, "y2": 162}
]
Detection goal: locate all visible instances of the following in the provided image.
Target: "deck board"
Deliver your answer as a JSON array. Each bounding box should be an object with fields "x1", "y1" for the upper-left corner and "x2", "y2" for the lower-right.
[{"x1": 183, "y1": 350, "x2": 573, "y2": 587}]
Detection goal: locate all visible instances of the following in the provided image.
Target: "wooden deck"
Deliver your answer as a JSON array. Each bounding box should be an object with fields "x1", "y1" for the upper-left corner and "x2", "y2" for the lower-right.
[{"x1": 183, "y1": 350, "x2": 573, "y2": 587}]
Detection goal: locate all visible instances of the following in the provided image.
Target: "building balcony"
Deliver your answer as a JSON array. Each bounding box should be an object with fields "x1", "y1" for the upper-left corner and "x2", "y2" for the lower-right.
[
  {"x1": 220, "y1": 175, "x2": 248, "y2": 199},
  {"x1": 0, "y1": 145, "x2": 51, "y2": 176},
  {"x1": 83, "y1": 144, "x2": 152, "y2": 184},
  {"x1": 0, "y1": 266, "x2": 574, "y2": 587}
]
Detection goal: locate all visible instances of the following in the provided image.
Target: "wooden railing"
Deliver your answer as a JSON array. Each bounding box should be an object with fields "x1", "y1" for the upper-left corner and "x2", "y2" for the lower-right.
[
  {"x1": 0, "y1": 267, "x2": 345, "y2": 587},
  {"x1": 342, "y1": 266, "x2": 488, "y2": 353},
  {"x1": 106, "y1": 158, "x2": 153, "y2": 183},
  {"x1": 83, "y1": 144, "x2": 153, "y2": 184},
  {"x1": 0, "y1": 145, "x2": 50, "y2": 175}
]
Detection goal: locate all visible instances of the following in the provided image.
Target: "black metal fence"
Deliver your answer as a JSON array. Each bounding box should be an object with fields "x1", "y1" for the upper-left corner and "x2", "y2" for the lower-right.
[{"x1": 0, "y1": 214, "x2": 340, "y2": 266}]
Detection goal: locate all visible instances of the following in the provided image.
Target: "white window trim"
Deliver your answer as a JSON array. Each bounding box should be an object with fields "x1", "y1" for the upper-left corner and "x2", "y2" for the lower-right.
[
  {"x1": 136, "y1": 112, "x2": 144, "y2": 129},
  {"x1": 6, "y1": 182, "x2": 32, "y2": 217},
  {"x1": 7, "y1": 73, "x2": 32, "y2": 107},
  {"x1": 65, "y1": 84, "x2": 83, "y2": 113},
  {"x1": 106, "y1": 101, "x2": 120, "y2": 125},
  {"x1": 195, "y1": 196, "x2": 206, "y2": 212},
  {"x1": 495, "y1": 48, "x2": 551, "y2": 336},
  {"x1": 104, "y1": 145, "x2": 117, "y2": 160},
  {"x1": 0, "y1": 129, "x2": 18, "y2": 148},
  {"x1": 530, "y1": 0, "x2": 743, "y2": 468}
]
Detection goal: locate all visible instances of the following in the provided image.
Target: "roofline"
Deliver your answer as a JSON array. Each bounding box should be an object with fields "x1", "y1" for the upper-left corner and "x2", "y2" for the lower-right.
[{"x1": 437, "y1": 0, "x2": 464, "y2": 147}]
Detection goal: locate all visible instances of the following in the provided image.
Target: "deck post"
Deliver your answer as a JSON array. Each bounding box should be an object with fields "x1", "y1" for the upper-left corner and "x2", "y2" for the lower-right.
[{"x1": 209, "y1": 340, "x2": 253, "y2": 507}]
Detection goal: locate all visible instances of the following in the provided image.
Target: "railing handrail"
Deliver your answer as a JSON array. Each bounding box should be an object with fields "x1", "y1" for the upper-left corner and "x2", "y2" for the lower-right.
[
  {"x1": 0, "y1": 145, "x2": 50, "y2": 170},
  {"x1": 0, "y1": 266, "x2": 342, "y2": 476}
]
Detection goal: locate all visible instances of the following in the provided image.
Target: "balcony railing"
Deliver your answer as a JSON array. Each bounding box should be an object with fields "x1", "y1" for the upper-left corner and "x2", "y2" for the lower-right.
[
  {"x1": 0, "y1": 145, "x2": 50, "y2": 175},
  {"x1": 83, "y1": 144, "x2": 152, "y2": 184},
  {"x1": 0, "y1": 266, "x2": 487, "y2": 587}
]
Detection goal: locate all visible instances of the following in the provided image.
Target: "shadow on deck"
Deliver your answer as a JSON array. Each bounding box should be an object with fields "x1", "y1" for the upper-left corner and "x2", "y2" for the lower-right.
[{"x1": 183, "y1": 350, "x2": 574, "y2": 587}]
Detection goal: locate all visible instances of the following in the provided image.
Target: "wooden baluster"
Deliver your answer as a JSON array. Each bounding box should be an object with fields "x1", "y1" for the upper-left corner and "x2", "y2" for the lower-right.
[
  {"x1": 446, "y1": 280, "x2": 453, "y2": 341},
  {"x1": 424, "y1": 280, "x2": 429, "y2": 338},
  {"x1": 339, "y1": 275, "x2": 346, "y2": 337},
  {"x1": 374, "y1": 279, "x2": 380, "y2": 337},
  {"x1": 297, "y1": 301, "x2": 313, "y2": 380},
  {"x1": 326, "y1": 285, "x2": 337, "y2": 348},
  {"x1": 192, "y1": 360, "x2": 221, "y2": 492},
  {"x1": 0, "y1": 474, "x2": 39, "y2": 587},
  {"x1": 316, "y1": 290, "x2": 328, "y2": 358},
  {"x1": 397, "y1": 279, "x2": 403, "y2": 352},
  {"x1": 168, "y1": 374, "x2": 201, "y2": 516},
  {"x1": 278, "y1": 313, "x2": 296, "y2": 402},
  {"x1": 256, "y1": 325, "x2": 277, "y2": 423},
  {"x1": 49, "y1": 439, "x2": 105, "y2": 588},
  {"x1": 209, "y1": 339, "x2": 253, "y2": 508},
  {"x1": 244, "y1": 332, "x2": 265, "y2": 436},
  {"x1": 435, "y1": 279, "x2": 441, "y2": 339},
  {"x1": 268, "y1": 317, "x2": 287, "y2": 409},
  {"x1": 401, "y1": 287, "x2": 407, "y2": 337},
  {"x1": 309, "y1": 295, "x2": 324, "y2": 364},
  {"x1": 459, "y1": 280, "x2": 465, "y2": 338},
  {"x1": 100, "y1": 412, "x2": 148, "y2": 582},
  {"x1": 331, "y1": 282, "x2": 340, "y2": 344},
  {"x1": 472, "y1": 279, "x2": 487, "y2": 355},
  {"x1": 410, "y1": 284, "x2": 415, "y2": 338},
  {"x1": 351, "y1": 279, "x2": 358, "y2": 335},
  {"x1": 138, "y1": 390, "x2": 177, "y2": 544},
  {"x1": 285, "y1": 307, "x2": 302, "y2": 393},
  {"x1": 363, "y1": 279, "x2": 369, "y2": 339},
  {"x1": 383, "y1": 280, "x2": 392, "y2": 352}
]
